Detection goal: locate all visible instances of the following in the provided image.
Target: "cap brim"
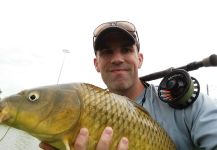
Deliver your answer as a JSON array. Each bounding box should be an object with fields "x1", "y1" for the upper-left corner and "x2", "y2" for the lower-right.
[{"x1": 94, "y1": 27, "x2": 136, "y2": 51}]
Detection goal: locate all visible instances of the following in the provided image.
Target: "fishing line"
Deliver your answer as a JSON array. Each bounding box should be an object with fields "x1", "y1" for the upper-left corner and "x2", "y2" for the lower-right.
[{"x1": 0, "y1": 126, "x2": 12, "y2": 141}]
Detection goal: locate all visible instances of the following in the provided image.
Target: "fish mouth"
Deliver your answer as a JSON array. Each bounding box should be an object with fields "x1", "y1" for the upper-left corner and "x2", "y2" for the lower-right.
[{"x1": 0, "y1": 102, "x2": 11, "y2": 123}]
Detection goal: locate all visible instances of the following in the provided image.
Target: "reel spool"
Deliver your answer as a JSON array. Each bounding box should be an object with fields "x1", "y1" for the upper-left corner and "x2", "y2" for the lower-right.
[{"x1": 158, "y1": 69, "x2": 200, "y2": 109}]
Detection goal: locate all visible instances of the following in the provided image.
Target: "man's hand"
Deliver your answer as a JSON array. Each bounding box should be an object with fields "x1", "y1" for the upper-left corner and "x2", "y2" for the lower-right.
[
  {"x1": 39, "y1": 127, "x2": 128, "y2": 150},
  {"x1": 96, "y1": 127, "x2": 128, "y2": 150}
]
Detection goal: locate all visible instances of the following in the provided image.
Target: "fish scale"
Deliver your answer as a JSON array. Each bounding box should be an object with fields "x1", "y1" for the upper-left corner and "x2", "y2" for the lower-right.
[
  {"x1": 78, "y1": 83, "x2": 175, "y2": 149},
  {"x1": 0, "y1": 83, "x2": 176, "y2": 150}
]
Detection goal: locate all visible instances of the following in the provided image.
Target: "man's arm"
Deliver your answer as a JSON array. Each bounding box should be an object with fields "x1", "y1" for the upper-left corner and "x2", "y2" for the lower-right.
[{"x1": 188, "y1": 94, "x2": 217, "y2": 149}]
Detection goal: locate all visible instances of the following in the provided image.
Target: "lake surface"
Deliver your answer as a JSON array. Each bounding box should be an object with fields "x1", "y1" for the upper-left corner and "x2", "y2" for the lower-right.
[{"x1": 0, "y1": 125, "x2": 41, "y2": 150}]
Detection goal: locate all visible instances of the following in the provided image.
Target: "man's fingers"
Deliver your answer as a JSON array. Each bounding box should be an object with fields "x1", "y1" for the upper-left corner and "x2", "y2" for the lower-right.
[
  {"x1": 39, "y1": 142, "x2": 58, "y2": 150},
  {"x1": 74, "y1": 128, "x2": 89, "y2": 150},
  {"x1": 39, "y1": 127, "x2": 128, "y2": 150},
  {"x1": 96, "y1": 127, "x2": 113, "y2": 150},
  {"x1": 117, "y1": 137, "x2": 129, "y2": 150}
]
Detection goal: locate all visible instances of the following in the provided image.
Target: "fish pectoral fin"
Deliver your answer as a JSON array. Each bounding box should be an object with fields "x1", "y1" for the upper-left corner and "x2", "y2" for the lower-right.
[{"x1": 63, "y1": 138, "x2": 71, "y2": 150}]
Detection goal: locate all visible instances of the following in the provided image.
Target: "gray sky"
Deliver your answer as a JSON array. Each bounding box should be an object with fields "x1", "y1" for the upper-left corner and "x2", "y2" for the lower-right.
[{"x1": 0, "y1": 0, "x2": 217, "y2": 98}]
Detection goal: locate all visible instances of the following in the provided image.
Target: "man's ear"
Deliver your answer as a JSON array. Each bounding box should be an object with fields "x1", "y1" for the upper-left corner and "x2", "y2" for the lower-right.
[
  {"x1": 138, "y1": 53, "x2": 143, "y2": 68},
  {"x1": 94, "y1": 58, "x2": 100, "y2": 72}
]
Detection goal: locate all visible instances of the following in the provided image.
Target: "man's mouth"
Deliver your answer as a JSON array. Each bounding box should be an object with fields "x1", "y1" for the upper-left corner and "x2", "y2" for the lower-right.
[
  {"x1": 110, "y1": 68, "x2": 128, "y2": 72},
  {"x1": 109, "y1": 68, "x2": 129, "y2": 75}
]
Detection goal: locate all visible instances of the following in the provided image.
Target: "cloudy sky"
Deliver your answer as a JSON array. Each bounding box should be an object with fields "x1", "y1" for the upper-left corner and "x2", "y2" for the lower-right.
[{"x1": 0, "y1": 0, "x2": 217, "y2": 98}]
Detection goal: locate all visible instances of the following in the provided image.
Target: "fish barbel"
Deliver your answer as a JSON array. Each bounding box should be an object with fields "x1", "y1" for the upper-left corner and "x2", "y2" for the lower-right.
[{"x1": 0, "y1": 83, "x2": 176, "y2": 150}]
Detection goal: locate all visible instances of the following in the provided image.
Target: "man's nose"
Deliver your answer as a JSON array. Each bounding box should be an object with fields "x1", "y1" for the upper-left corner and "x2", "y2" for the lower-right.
[{"x1": 110, "y1": 50, "x2": 124, "y2": 64}]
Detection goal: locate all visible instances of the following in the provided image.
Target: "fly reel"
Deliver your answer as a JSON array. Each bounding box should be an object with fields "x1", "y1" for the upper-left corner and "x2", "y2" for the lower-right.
[{"x1": 158, "y1": 69, "x2": 200, "y2": 109}]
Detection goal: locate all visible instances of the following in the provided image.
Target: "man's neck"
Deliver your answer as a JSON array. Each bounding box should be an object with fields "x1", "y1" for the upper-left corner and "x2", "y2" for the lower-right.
[{"x1": 112, "y1": 79, "x2": 145, "y2": 100}]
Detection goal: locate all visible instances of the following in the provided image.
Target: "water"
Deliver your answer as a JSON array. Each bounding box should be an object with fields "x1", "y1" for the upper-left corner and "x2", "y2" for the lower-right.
[{"x1": 0, "y1": 126, "x2": 41, "y2": 150}]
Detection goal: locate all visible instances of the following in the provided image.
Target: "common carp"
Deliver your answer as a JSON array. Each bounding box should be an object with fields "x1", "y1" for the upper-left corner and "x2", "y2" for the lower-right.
[{"x1": 0, "y1": 83, "x2": 176, "y2": 150}]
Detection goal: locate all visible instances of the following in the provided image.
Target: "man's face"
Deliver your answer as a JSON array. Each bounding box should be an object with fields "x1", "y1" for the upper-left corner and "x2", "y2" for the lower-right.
[{"x1": 94, "y1": 32, "x2": 143, "y2": 93}]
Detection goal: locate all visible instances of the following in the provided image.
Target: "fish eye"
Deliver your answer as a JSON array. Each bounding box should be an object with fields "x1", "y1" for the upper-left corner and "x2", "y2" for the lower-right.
[{"x1": 28, "y1": 91, "x2": 40, "y2": 102}]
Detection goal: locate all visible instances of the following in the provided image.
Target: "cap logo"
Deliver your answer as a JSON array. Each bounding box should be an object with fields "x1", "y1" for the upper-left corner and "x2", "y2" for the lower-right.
[{"x1": 111, "y1": 22, "x2": 116, "y2": 26}]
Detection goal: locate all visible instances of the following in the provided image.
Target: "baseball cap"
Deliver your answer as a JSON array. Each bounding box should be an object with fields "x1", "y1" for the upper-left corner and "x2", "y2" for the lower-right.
[{"x1": 93, "y1": 21, "x2": 140, "y2": 54}]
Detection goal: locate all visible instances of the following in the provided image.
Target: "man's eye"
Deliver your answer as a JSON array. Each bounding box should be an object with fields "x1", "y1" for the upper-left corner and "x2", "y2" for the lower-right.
[
  {"x1": 121, "y1": 47, "x2": 132, "y2": 54},
  {"x1": 99, "y1": 49, "x2": 113, "y2": 55}
]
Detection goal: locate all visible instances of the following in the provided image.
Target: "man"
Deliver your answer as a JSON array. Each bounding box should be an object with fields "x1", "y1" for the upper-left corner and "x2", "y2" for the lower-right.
[{"x1": 40, "y1": 21, "x2": 217, "y2": 150}]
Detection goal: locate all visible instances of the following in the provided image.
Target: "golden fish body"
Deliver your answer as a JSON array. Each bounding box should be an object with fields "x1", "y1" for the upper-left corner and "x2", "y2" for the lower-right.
[{"x1": 0, "y1": 83, "x2": 176, "y2": 150}]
